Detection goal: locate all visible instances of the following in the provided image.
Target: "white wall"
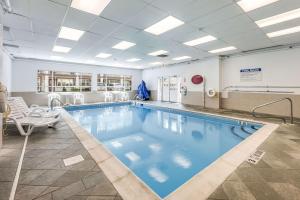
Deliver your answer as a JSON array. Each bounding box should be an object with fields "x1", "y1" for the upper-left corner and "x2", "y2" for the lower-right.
[
  {"x1": 222, "y1": 47, "x2": 300, "y2": 94},
  {"x1": 0, "y1": 49, "x2": 12, "y2": 92},
  {"x1": 142, "y1": 57, "x2": 220, "y2": 92},
  {"x1": 11, "y1": 58, "x2": 143, "y2": 92}
]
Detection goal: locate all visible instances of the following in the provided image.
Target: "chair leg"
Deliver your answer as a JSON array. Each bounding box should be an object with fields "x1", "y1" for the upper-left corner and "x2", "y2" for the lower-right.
[{"x1": 16, "y1": 123, "x2": 34, "y2": 136}]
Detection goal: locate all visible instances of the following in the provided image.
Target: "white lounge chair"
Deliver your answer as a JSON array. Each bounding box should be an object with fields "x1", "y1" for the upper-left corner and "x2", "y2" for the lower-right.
[
  {"x1": 120, "y1": 92, "x2": 129, "y2": 101},
  {"x1": 104, "y1": 92, "x2": 113, "y2": 102},
  {"x1": 6, "y1": 99, "x2": 60, "y2": 136},
  {"x1": 8, "y1": 97, "x2": 60, "y2": 118},
  {"x1": 73, "y1": 93, "x2": 84, "y2": 105}
]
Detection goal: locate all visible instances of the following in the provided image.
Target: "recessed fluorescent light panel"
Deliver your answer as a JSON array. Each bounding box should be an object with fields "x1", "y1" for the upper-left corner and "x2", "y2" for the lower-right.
[
  {"x1": 112, "y1": 41, "x2": 136, "y2": 50},
  {"x1": 172, "y1": 56, "x2": 191, "y2": 61},
  {"x1": 184, "y1": 35, "x2": 217, "y2": 46},
  {"x1": 71, "y1": 0, "x2": 111, "y2": 15},
  {"x1": 209, "y1": 46, "x2": 237, "y2": 54},
  {"x1": 96, "y1": 53, "x2": 112, "y2": 58},
  {"x1": 58, "y1": 26, "x2": 85, "y2": 41},
  {"x1": 237, "y1": 0, "x2": 279, "y2": 12},
  {"x1": 126, "y1": 58, "x2": 141, "y2": 62},
  {"x1": 52, "y1": 45, "x2": 71, "y2": 53},
  {"x1": 267, "y1": 26, "x2": 300, "y2": 37},
  {"x1": 148, "y1": 50, "x2": 168, "y2": 56},
  {"x1": 256, "y1": 8, "x2": 300, "y2": 28},
  {"x1": 144, "y1": 16, "x2": 184, "y2": 35},
  {"x1": 150, "y1": 62, "x2": 163, "y2": 66}
]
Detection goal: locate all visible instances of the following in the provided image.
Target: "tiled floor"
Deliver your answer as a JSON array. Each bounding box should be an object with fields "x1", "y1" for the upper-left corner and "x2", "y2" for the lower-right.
[
  {"x1": 1, "y1": 102, "x2": 300, "y2": 200},
  {"x1": 0, "y1": 122, "x2": 122, "y2": 200}
]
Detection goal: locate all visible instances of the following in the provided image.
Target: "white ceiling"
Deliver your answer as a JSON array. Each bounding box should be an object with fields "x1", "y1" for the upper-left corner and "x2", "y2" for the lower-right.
[{"x1": 2, "y1": 0, "x2": 300, "y2": 69}]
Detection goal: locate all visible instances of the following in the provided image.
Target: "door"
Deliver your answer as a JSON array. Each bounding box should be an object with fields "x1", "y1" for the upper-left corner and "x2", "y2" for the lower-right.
[{"x1": 159, "y1": 76, "x2": 180, "y2": 103}]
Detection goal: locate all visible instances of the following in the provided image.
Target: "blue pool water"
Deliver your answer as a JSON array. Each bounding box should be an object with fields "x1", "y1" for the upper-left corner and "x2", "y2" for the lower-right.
[{"x1": 66, "y1": 103, "x2": 262, "y2": 198}]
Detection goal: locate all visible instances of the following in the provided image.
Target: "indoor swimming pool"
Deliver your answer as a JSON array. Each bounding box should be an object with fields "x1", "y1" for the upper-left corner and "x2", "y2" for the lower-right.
[{"x1": 65, "y1": 103, "x2": 262, "y2": 198}]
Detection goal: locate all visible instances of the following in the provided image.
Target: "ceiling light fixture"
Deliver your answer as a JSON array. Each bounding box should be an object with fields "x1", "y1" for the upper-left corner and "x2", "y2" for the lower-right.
[
  {"x1": 237, "y1": 0, "x2": 279, "y2": 12},
  {"x1": 184, "y1": 35, "x2": 217, "y2": 46},
  {"x1": 144, "y1": 16, "x2": 184, "y2": 35},
  {"x1": 148, "y1": 50, "x2": 168, "y2": 56},
  {"x1": 172, "y1": 56, "x2": 191, "y2": 61},
  {"x1": 58, "y1": 26, "x2": 85, "y2": 41},
  {"x1": 52, "y1": 45, "x2": 71, "y2": 53},
  {"x1": 209, "y1": 46, "x2": 237, "y2": 54},
  {"x1": 267, "y1": 25, "x2": 300, "y2": 37},
  {"x1": 126, "y1": 58, "x2": 141, "y2": 62},
  {"x1": 112, "y1": 41, "x2": 136, "y2": 50},
  {"x1": 71, "y1": 0, "x2": 111, "y2": 15},
  {"x1": 96, "y1": 53, "x2": 112, "y2": 58},
  {"x1": 256, "y1": 8, "x2": 300, "y2": 28},
  {"x1": 150, "y1": 62, "x2": 163, "y2": 66}
]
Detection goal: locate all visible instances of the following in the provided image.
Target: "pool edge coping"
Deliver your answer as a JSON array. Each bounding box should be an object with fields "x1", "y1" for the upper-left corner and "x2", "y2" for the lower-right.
[{"x1": 61, "y1": 102, "x2": 279, "y2": 200}]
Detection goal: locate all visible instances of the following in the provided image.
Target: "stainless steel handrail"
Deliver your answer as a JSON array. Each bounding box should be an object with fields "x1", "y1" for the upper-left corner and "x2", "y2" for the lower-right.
[
  {"x1": 50, "y1": 98, "x2": 66, "y2": 110},
  {"x1": 251, "y1": 97, "x2": 294, "y2": 124}
]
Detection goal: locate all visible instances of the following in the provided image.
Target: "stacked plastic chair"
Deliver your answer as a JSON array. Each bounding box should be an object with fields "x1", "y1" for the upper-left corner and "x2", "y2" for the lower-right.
[
  {"x1": 104, "y1": 92, "x2": 113, "y2": 102},
  {"x1": 47, "y1": 93, "x2": 61, "y2": 107}
]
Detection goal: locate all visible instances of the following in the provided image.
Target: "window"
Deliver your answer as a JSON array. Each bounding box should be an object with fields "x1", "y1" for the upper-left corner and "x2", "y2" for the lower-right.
[
  {"x1": 97, "y1": 74, "x2": 132, "y2": 92},
  {"x1": 37, "y1": 70, "x2": 92, "y2": 93}
]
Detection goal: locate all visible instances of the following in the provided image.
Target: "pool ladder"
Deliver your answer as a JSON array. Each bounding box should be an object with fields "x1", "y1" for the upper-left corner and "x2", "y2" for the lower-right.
[
  {"x1": 251, "y1": 97, "x2": 294, "y2": 124},
  {"x1": 50, "y1": 98, "x2": 68, "y2": 110}
]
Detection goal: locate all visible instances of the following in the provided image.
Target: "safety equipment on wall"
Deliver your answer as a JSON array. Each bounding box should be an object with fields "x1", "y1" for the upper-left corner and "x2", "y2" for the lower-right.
[
  {"x1": 180, "y1": 86, "x2": 188, "y2": 96},
  {"x1": 191, "y1": 75, "x2": 204, "y2": 84},
  {"x1": 207, "y1": 88, "x2": 216, "y2": 98}
]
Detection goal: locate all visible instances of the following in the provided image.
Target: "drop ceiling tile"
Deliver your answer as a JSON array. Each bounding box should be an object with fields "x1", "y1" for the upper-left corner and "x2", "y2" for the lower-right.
[
  {"x1": 161, "y1": 24, "x2": 197, "y2": 41},
  {"x1": 101, "y1": 0, "x2": 147, "y2": 24},
  {"x1": 10, "y1": 29, "x2": 35, "y2": 42},
  {"x1": 10, "y1": 0, "x2": 30, "y2": 16},
  {"x1": 190, "y1": 4, "x2": 244, "y2": 29},
  {"x1": 126, "y1": 5, "x2": 168, "y2": 30},
  {"x1": 170, "y1": 29, "x2": 209, "y2": 43},
  {"x1": 63, "y1": 8, "x2": 98, "y2": 30},
  {"x1": 247, "y1": 0, "x2": 300, "y2": 21},
  {"x1": 89, "y1": 17, "x2": 122, "y2": 36},
  {"x1": 3, "y1": 30, "x2": 14, "y2": 41},
  {"x1": 204, "y1": 14, "x2": 259, "y2": 38},
  {"x1": 110, "y1": 25, "x2": 139, "y2": 41},
  {"x1": 29, "y1": 0, "x2": 67, "y2": 25},
  {"x1": 260, "y1": 18, "x2": 300, "y2": 34},
  {"x1": 50, "y1": 0, "x2": 71, "y2": 6},
  {"x1": 32, "y1": 20, "x2": 60, "y2": 36},
  {"x1": 3, "y1": 13, "x2": 32, "y2": 31},
  {"x1": 270, "y1": 32, "x2": 300, "y2": 45},
  {"x1": 153, "y1": 0, "x2": 233, "y2": 22},
  {"x1": 233, "y1": 39, "x2": 274, "y2": 51}
]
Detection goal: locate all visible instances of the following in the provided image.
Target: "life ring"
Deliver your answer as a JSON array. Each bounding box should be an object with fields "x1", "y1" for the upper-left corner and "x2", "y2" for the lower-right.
[{"x1": 207, "y1": 88, "x2": 216, "y2": 97}]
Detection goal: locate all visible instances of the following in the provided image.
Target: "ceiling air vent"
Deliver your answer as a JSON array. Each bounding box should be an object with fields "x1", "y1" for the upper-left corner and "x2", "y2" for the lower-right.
[{"x1": 156, "y1": 54, "x2": 168, "y2": 58}]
